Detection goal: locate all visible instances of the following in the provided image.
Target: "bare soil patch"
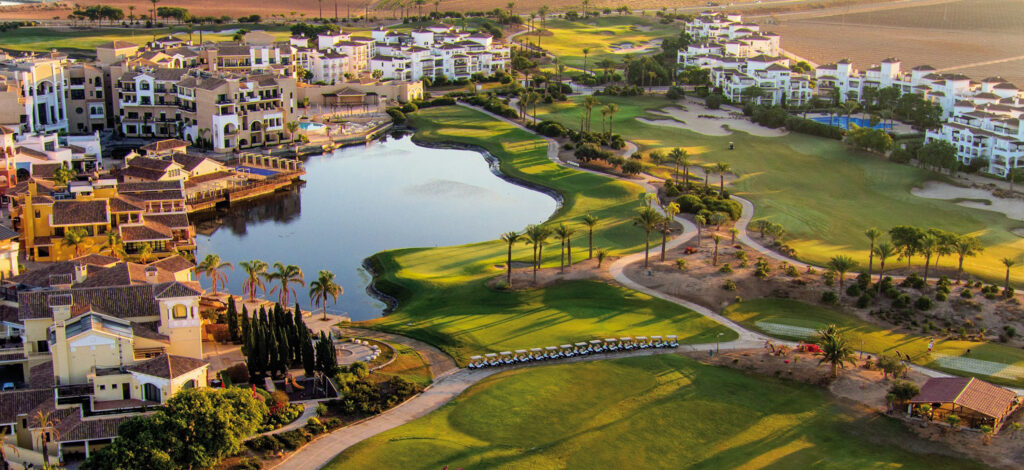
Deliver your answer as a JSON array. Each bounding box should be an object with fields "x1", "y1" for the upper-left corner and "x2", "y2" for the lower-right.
[{"x1": 638, "y1": 98, "x2": 788, "y2": 137}]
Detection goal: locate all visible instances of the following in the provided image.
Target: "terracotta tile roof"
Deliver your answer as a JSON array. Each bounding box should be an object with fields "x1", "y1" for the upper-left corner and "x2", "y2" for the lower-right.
[
  {"x1": 171, "y1": 153, "x2": 216, "y2": 172},
  {"x1": 154, "y1": 281, "x2": 202, "y2": 298},
  {"x1": 124, "y1": 189, "x2": 185, "y2": 202},
  {"x1": 101, "y1": 40, "x2": 138, "y2": 49},
  {"x1": 117, "y1": 181, "x2": 183, "y2": 192},
  {"x1": 127, "y1": 353, "x2": 207, "y2": 379},
  {"x1": 0, "y1": 224, "x2": 18, "y2": 240},
  {"x1": 149, "y1": 255, "x2": 193, "y2": 272},
  {"x1": 18, "y1": 284, "x2": 163, "y2": 320},
  {"x1": 58, "y1": 413, "x2": 133, "y2": 443},
  {"x1": 131, "y1": 321, "x2": 169, "y2": 342},
  {"x1": 0, "y1": 389, "x2": 52, "y2": 425},
  {"x1": 141, "y1": 139, "x2": 189, "y2": 153},
  {"x1": 28, "y1": 361, "x2": 54, "y2": 388},
  {"x1": 143, "y1": 212, "x2": 190, "y2": 230},
  {"x1": 11, "y1": 261, "x2": 81, "y2": 288},
  {"x1": 108, "y1": 195, "x2": 147, "y2": 213},
  {"x1": 183, "y1": 170, "x2": 234, "y2": 187},
  {"x1": 31, "y1": 163, "x2": 61, "y2": 179},
  {"x1": 910, "y1": 377, "x2": 1017, "y2": 419},
  {"x1": 76, "y1": 262, "x2": 175, "y2": 288},
  {"x1": 51, "y1": 200, "x2": 108, "y2": 226},
  {"x1": 127, "y1": 156, "x2": 176, "y2": 172},
  {"x1": 0, "y1": 304, "x2": 18, "y2": 325},
  {"x1": 72, "y1": 253, "x2": 120, "y2": 267},
  {"x1": 119, "y1": 222, "x2": 173, "y2": 242}
]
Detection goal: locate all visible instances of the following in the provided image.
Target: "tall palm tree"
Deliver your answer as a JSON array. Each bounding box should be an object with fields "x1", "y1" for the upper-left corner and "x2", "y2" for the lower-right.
[
  {"x1": 524, "y1": 224, "x2": 551, "y2": 283},
  {"x1": 309, "y1": 270, "x2": 342, "y2": 321},
  {"x1": 581, "y1": 213, "x2": 598, "y2": 259},
  {"x1": 668, "y1": 148, "x2": 685, "y2": 181},
  {"x1": 634, "y1": 207, "x2": 662, "y2": 268},
  {"x1": 864, "y1": 228, "x2": 882, "y2": 276},
  {"x1": 239, "y1": 259, "x2": 269, "y2": 302},
  {"x1": 715, "y1": 162, "x2": 732, "y2": 192},
  {"x1": 1002, "y1": 258, "x2": 1017, "y2": 291},
  {"x1": 606, "y1": 103, "x2": 620, "y2": 136},
  {"x1": 600, "y1": 105, "x2": 611, "y2": 134},
  {"x1": 61, "y1": 228, "x2": 89, "y2": 257},
  {"x1": 101, "y1": 232, "x2": 125, "y2": 260},
  {"x1": 581, "y1": 95, "x2": 599, "y2": 134},
  {"x1": 660, "y1": 202, "x2": 680, "y2": 261},
  {"x1": 827, "y1": 255, "x2": 858, "y2": 292},
  {"x1": 582, "y1": 47, "x2": 590, "y2": 75},
  {"x1": 268, "y1": 262, "x2": 305, "y2": 306},
  {"x1": 694, "y1": 214, "x2": 706, "y2": 246},
  {"x1": 918, "y1": 233, "x2": 939, "y2": 283},
  {"x1": 816, "y1": 326, "x2": 857, "y2": 377},
  {"x1": 197, "y1": 254, "x2": 233, "y2": 294},
  {"x1": 500, "y1": 231, "x2": 521, "y2": 286},
  {"x1": 136, "y1": 244, "x2": 155, "y2": 264},
  {"x1": 953, "y1": 235, "x2": 983, "y2": 282},
  {"x1": 553, "y1": 224, "x2": 575, "y2": 273},
  {"x1": 873, "y1": 242, "x2": 896, "y2": 293},
  {"x1": 33, "y1": 409, "x2": 59, "y2": 466},
  {"x1": 712, "y1": 234, "x2": 722, "y2": 266}
]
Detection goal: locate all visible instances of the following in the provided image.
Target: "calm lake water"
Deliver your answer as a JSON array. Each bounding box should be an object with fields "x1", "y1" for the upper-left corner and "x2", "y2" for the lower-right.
[{"x1": 194, "y1": 134, "x2": 558, "y2": 320}]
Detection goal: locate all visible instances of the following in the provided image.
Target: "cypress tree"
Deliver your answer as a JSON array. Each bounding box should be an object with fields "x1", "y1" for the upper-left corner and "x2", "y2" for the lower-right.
[
  {"x1": 255, "y1": 315, "x2": 268, "y2": 377},
  {"x1": 247, "y1": 318, "x2": 261, "y2": 378},
  {"x1": 266, "y1": 326, "x2": 279, "y2": 378},
  {"x1": 240, "y1": 305, "x2": 251, "y2": 355},
  {"x1": 277, "y1": 326, "x2": 291, "y2": 374},
  {"x1": 226, "y1": 297, "x2": 239, "y2": 342},
  {"x1": 302, "y1": 335, "x2": 316, "y2": 376}
]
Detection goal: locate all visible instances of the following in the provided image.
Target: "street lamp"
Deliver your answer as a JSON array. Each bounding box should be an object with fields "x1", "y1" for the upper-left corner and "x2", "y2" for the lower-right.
[{"x1": 716, "y1": 332, "x2": 725, "y2": 354}]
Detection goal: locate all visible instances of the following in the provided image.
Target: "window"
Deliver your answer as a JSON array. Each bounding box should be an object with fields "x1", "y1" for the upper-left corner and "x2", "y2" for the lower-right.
[
  {"x1": 99, "y1": 385, "x2": 106, "y2": 390},
  {"x1": 70, "y1": 90, "x2": 85, "y2": 100},
  {"x1": 36, "y1": 340, "x2": 49, "y2": 353},
  {"x1": 112, "y1": 383, "x2": 118, "y2": 389},
  {"x1": 172, "y1": 304, "x2": 188, "y2": 319}
]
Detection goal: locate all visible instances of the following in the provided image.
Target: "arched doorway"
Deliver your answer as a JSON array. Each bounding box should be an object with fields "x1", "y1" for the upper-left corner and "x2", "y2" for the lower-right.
[
  {"x1": 181, "y1": 379, "x2": 196, "y2": 390},
  {"x1": 143, "y1": 383, "x2": 161, "y2": 402}
]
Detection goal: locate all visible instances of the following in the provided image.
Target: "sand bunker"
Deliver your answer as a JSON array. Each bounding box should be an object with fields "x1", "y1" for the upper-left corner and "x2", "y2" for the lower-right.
[
  {"x1": 911, "y1": 181, "x2": 1024, "y2": 221},
  {"x1": 637, "y1": 100, "x2": 788, "y2": 137},
  {"x1": 609, "y1": 38, "x2": 663, "y2": 54}
]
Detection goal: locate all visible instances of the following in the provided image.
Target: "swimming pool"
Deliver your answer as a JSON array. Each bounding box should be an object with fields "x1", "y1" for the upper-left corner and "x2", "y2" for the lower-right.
[
  {"x1": 810, "y1": 116, "x2": 892, "y2": 130},
  {"x1": 235, "y1": 166, "x2": 280, "y2": 177},
  {"x1": 299, "y1": 122, "x2": 326, "y2": 131}
]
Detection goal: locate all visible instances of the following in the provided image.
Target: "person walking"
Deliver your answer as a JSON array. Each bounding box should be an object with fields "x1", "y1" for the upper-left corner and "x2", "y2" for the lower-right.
[{"x1": 928, "y1": 338, "x2": 934, "y2": 353}]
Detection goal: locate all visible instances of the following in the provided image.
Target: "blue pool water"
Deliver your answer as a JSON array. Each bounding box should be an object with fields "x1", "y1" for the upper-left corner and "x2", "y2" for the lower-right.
[
  {"x1": 235, "y1": 166, "x2": 280, "y2": 177},
  {"x1": 811, "y1": 116, "x2": 892, "y2": 130},
  {"x1": 299, "y1": 122, "x2": 325, "y2": 131}
]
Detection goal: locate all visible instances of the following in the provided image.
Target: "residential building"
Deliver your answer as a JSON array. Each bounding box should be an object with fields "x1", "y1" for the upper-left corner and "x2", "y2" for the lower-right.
[
  {"x1": 176, "y1": 73, "x2": 297, "y2": 152},
  {"x1": 114, "y1": 67, "x2": 188, "y2": 139},
  {"x1": 0, "y1": 54, "x2": 70, "y2": 134},
  {"x1": 65, "y1": 63, "x2": 107, "y2": 134},
  {"x1": 365, "y1": 25, "x2": 509, "y2": 81},
  {"x1": 925, "y1": 91, "x2": 1024, "y2": 177}
]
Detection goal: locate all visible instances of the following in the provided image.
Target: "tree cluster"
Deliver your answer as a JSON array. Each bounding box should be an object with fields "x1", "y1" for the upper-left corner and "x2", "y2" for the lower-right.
[
  {"x1": 82, "y1": 388, "x2": 268, "y2": 470},
  {"x1": 241, "y1": 302, "x2": 316, "y2": 379},
  {"x1": 845, "y1": 124, "x2": 894, "y2": 154},
  {"x1": 71, "y1": 5, "x2": 124, "y2": 24}
]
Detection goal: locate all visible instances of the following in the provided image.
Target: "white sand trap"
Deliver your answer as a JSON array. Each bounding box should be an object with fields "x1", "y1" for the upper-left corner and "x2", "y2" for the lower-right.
[
  {"x1": 755, "y1": 321, "x2": 819, "y2": 339},
  {"x1": 609, "y1": 38, "x2": 662, "y2": 54},
  {"x1": 638, "y1": 104, "x2": 788, "y2": 137},
  {"x1": 932, "y1": 354, "x2": 1024, "y2": 380},
  {"x1": 912, "y1": 181, "x2": 1024, "y2": 221}
]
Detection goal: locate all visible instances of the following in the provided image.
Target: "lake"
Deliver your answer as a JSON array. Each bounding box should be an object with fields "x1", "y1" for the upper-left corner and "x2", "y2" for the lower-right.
[{"x1": 194, "y1": 134, "x2": 558, "y2": 320}]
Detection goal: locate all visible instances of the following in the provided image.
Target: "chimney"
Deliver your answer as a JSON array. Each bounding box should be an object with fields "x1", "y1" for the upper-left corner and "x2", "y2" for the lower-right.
[
  {"x1": 48, "y1": 291, "x2": 73, "y2": 322},
  {"x1": 73, "y1": 262, "x2": 87, "y2": 284},
  {"x1": 144, "y1": 266, "x2": 159, "y2": 284}
]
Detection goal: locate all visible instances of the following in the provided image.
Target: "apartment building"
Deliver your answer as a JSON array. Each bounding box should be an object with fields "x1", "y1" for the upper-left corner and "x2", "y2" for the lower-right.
[
  {"x1": 65, "y1": 64, "x2": 107, "y2": 134},
  {"x1": 925, "y1": 88, "x2": 1024, "y2": 177},
  {"x1": 364, "y1": 25, "x2": 509, "y2": 81},
  {"x1": 114, "y1": 67, "x2": 188, "y2": 138},
  {"x1": 176, "y1": 73, "x2": 297, "y2": 152},
  {"x1": 0, "y1": 54, "x2": 70, "y2": 134}
]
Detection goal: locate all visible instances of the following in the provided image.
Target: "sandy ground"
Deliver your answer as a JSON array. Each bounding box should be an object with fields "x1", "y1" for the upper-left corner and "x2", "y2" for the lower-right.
[
  {"x1": 912, "y1": 180, "x2": 1024, "y2": 222},
  {"x1": 609, "y1": 38, "x2": 662, "y2": 54},
  {"x1": 638, "y1": 98, "x2": 789, "y2": 138},
  {"x1": 491, "y1": 256, "x2": 613, "y2": 290}
]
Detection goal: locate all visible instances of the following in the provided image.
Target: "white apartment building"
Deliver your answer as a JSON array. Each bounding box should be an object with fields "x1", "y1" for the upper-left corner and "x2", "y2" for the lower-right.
[
  {"x1": 0, "y1": 55, "x2": 71, "y2": 134},
  {"x1": 365, "y1": 25, "x2": 509, "y2": 81},
  {"x1": 925, "y1": 84, "x2": 1024, "y2": 177}
]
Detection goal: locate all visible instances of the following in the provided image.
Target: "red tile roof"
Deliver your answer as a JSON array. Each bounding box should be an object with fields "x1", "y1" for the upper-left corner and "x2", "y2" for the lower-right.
[{"x1": 910, "y1": 377, "x2": 1017, "y2": 419}]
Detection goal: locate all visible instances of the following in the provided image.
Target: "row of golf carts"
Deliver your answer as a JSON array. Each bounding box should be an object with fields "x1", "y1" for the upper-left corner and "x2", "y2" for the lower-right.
[{"x1": 468, "y1": 335, "x2": 679, "y2": 369}]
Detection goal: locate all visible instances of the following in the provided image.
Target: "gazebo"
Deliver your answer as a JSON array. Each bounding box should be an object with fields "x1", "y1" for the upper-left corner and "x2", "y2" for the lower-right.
[{"x1": 908, "y1": 377, "x2": 1020, "y2": 430}]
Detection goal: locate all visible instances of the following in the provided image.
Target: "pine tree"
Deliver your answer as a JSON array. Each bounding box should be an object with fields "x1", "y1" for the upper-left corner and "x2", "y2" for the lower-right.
[{"x1": 226, "y1": 297, "x2": 239, "y2": 342}]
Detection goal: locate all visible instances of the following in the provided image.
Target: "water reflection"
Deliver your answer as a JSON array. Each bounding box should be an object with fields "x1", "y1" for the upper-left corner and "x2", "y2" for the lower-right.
[{"x1": 195, "y1": 136, "x2": 557, "y2": 320}]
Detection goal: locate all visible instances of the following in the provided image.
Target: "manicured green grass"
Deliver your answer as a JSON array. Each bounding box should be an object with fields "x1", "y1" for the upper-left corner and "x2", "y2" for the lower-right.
[
  {"x1": 723, "y1": 298, "x2": 1024, "y2": 386},
  {"x1": 530, "y1": 16, "x2": 677, "y2": 69},
  {"x1": 372, "y1": 342, "x2": 433, "y2": 387},
  {"x1": 0, "y1": 25, "x2": 295, "y2": 55},
  {"x1": 327, "y1": 354, "x2": 986, "y2": 470},
  {"x1": 534, "y1": 95, "x2": 1024, "y2": 286},
  {"x1": 364, "y1": 106, "x2": 733, "y2": 363}
]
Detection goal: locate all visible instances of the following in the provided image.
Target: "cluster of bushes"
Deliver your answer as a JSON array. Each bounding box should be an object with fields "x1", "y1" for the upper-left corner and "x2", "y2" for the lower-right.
[
  {"x1": 422, "y1": 75, "x2": 472, "y2": 88},
  {"x1": 245, "y1": 417, "x2": 344, "y2": 454},
  {"x1": 745, "y1": 104, "x2": 845, "y2": 139},
  {"x1": 666, "y1": 86, "x2": 686, "y2": 100},
  {"x1": 533, "y1": 120, "x2": 568, "y2": 138},
  {"x1": 594, "y1": 85, "x2": 645, "y2": 96},
  {"x1": 464, "y1": 94, "x2": 518, "y2": 119},
  {"x1": 674, "y1": 192, "x2": 741, "y2": 221},
  {"x1": 0, "y1": 21, "x2": 28, "y2": 32},
  {"x1": 325, "y1": 376, "x2": 422, "y2": 417}
]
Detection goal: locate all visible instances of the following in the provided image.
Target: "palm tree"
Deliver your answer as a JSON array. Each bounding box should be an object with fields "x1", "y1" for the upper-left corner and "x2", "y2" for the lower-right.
[
  {"x1": 600, "y1": 105, "x2": 611, "y2": 134},
  {"x1": 581, "y1": 95, "x2": 599, "y2": 134},
  {"x1": 582, "y1": 48, "x2": 590, "y2": 75},
  {"x1": 864, "y1": 228, "x2": 882, "y2": 276},
  {"x1": 634, "y1": 207, "x2": 662, "y2": 268},
  {"x1": 873, "y1": 242, "x2": 896, "y2": 292},
  {"x1": 239, "y1": 260, "x2": 269, "y2": 302},
  {"x1": 33, "y1": 409, "x2": 59, "y2": 466},
  {"x1": 501, "y1": 231, "x2": 520, "y2": 287},
  {"x1": 581, "y1": 213, "x2": 598, "y2": 259},
  {"x1": 606, "y1": 103, "x2": 620, "y2": 136},
  {"x1": 1002, "y1": 258, "x2": 1017, "y2": 291},
  {"x1": 61, "y1": 227, "x2": 89, "y2": 257},
  {"x1": 268, "y1": 262, "x2": 305, "y2": 305},
  {"x1": 729, "y1": 227, "x2": 739, "y2": 244},
  {"x1": 197, "y1": 254, "x2": 233, "y2": 294},
  {"x1": 596, "y1": 248, "x2": 608, "y2": 267},
  {"x1": 953, "y1": 235, "x2": 983, "y2": 282},
  {"x1": 715, "y1": 162, "x2": 733, "y2": 192},
  {"x1": 309, "y1": 270, "x2": 342, "y2": 321},
  {"x1": 660, "y1": 202, "x2": 680, "y2": 261},
  {"x1": 712, "y1": 234, "x2": 722, "y2": 266},
  {"x1": 668, "y1": 148, "x2": 685, "y2": 181},
  {"x1": 101, "y1": 232, "x2": 125, "y2": 260},
  {"x1": 694, "y1": 214, "x2": 706, "y2": 246},
  {"x1": 918, "y1": 233, "x2": 939, "y2": 283},
  {"x1": 136, "y1": 244, "x2": 155, "y2": 264},
  {"x1": 827, "y1": 255, "x2": 859, "y2": 292},
  {"x1": 554, "y1": 223, "x2": 572, "y2": 273},
  {"x1": 524, "y1": 224, "x2": 551, "y2": 283},
  {"x1": 816, "y1": 326, "x2": 857, "y2": 377}
]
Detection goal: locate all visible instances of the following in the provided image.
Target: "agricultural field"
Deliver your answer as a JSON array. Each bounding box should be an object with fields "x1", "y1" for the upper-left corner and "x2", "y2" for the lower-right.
[
  {"x1": 327, "y1": 354, "x2": 987, "y2": 469},
  {"x1": 533, "y1": 95, "x2": 1024, "y2": 287},
  {"x1": 364, "y1": 106, "x2": 734, "y2": 364},
  {"x1": 723, "y1": 299, "x2": 1024, "y2": 387},
  {"x1": 766, "y1": 0, "x2": 1024, "y2": 86},
  {"x1": 521, "y1": 15, "x2": 678, "y2": 70}
]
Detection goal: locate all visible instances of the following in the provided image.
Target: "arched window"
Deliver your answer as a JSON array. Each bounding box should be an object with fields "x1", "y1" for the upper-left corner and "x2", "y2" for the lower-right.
[
  {"x1": 181, "y1": 379, "x2": 196, "y2": 390},
  {"x1": 143, "y1": 383, "x2": 161, "y2": 402},
  {"x1": 172, "y1": 304, "x2": 188, "y2": 319}
]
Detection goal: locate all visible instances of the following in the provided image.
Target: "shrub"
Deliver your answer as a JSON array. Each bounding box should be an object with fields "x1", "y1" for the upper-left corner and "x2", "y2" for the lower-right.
[
  {"x1": 536, "y1": 120, "x2": 568, "y2": 137},
  {"x1": 889, "y1": 381, "x2": 921, "y2": 403},
  {"x1": 914, "y1": 296, "x2": 933, "y2": 311},
  {"x1": 622, "y1": 159, "x2": 642, "y2": 175},
  {"x1": 960, "y1": 288, "x2": 973, "y2": 298},
  {"x1": 675, "y1": 194, "x2": 705, "y2": 213},
  {"x1": 236, "y1": 458, "x2": 262, "y2": 470},
  {"x1": 316, "y1": 404, "x2": 328, "y2": 417},
  {"x1": 323, "y1": 417, "x2": 343, "y2": 430},
  {"x1": 785, "y1": 264, "x2": 800, "y2": 277},
  {"x1": 846, "y1": 284, "x2": 862, "y2": 297},
  {"x1": 274, "y1": 429, "x2": 312, "y2": 450},
  {"x1": 893, "y1": 294, "x2": 911, "y2": 308},
  {"x1": 856, "y1": 294, "x2": 871, "y2": 308},
  {"x1": 1005, "y1": 286, "x2": 1016, "y2": 298},
  {"x1": 723, "y1": 280, "x2": 737, "y2": 291},
  {"x1": 223, "y1": 362, "x2": 250, "y2": 385},
  {"x1": 935, "y1": 292, "x2": 947, "y2": 302},
  {"x1": 821, "y1": 291, "x2": 838, "y2": 305},
  {"x1": 901, "y1": 273, "x2": 926, "y2": 289},
  {"x1": 386, "y1": 108, "x2": 406, "y2": 124},
  {"x1": 676, "y1": 259, "x2": 687, "y2": 271},
  {"x1": 856, "y1": 272, "x2": 871, "y2": 290},
  {"x1": 719, "y1": 263, "x2": 733, "y2": 274},
  {"x1": 305, "y1": 417, "x2": 326, "y2": 435},
  {"x1": 400, "y1": 102, "x2": 418, "y2": 113},
  {"x1": 245, "y1": 435, "x2": 283, "y2": 452}
]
